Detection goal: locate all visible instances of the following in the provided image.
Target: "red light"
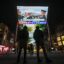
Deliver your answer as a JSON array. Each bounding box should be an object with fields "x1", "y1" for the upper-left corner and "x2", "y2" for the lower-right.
[
  {"x1": 0, "y1": 48, "x2": 2, "y2": 52},
  {"x1": 3, "y1": 47, "x2": 9, "y2": 52},
  {"x1": 0, "y1": 45, "x2": 10, "y2": 54}
]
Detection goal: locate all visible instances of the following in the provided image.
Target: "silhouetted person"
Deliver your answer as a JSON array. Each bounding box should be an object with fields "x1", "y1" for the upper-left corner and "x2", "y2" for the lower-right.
[
  {"x1": 17, "y1": 26, "x2": 29, "y2": 64},
  {"x1": 33, "y1": 26, "x2": 51, "y2": 64}
]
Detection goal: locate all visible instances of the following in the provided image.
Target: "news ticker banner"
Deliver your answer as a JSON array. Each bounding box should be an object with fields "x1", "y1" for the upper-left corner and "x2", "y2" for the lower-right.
[{"x1": 18, "y1": 21, "x2": 47, "y2": 24}]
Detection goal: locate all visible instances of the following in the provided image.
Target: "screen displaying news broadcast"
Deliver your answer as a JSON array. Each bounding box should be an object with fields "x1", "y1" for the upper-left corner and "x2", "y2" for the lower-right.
[{"x1": 17, "y1": 6, "x2": 48, "y2": 44}]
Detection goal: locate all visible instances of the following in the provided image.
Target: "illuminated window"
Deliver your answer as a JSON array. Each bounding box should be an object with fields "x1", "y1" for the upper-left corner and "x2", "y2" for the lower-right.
[
  {"x1": 61, "y1": 36, "x2": 64, "y2": 40},
  {"x1": 62, "y1": 41, "x2": 64, "y2": 45},
  {"x1": 57, "y1": 37, "x2": 61, "y2": 41},
  {"x1": 58, "y1": 41, "x2": 62, "y2": 46}
]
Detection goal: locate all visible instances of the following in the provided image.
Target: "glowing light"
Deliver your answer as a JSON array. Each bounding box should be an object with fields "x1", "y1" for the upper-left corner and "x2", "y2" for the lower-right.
[
  {"x1": 58, "y1": 41, "x2": 62, "y2": 46},
  {"x1": 3, "y1": 47, "x2": 9, "y2": 52},
  {"x1": 0, "y1": 48, "x2": 2, "y2": 52},
  {"x1": 62, "y1": 41, "x2": 64, "y2": 45},
  {"x1": 61, "y1": 36, "x2": 64, "y2": 40},
  {"x1": 0, "y1": 45, "x2": 5, "y2": 47},
  {"x1": 57, "y1": 37, "x2": 61, "y2": 41},
  {"x1": 39, "y1": 48, "x2": 43, "y2": 52},
  {"x1": 0, "y1": 45, "x2": 10, "y2": 54},
  {"x1": 18, "y1": 21, "x2": 47, "y2": 24}
]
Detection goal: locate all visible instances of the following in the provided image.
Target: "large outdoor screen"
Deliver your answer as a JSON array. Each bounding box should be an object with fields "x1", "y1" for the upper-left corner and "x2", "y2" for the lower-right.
[{"x1": 17, "y1": 6, "x2": 48, "y2": 45}]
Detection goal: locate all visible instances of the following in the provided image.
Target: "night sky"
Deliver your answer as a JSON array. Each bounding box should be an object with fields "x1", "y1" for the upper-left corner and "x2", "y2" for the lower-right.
[{"x1": 0, "y1": 0, "x2": 64, "y2": 33}]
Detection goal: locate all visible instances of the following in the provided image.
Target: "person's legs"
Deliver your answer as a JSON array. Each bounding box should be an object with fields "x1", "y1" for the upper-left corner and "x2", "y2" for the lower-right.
[
  {"x1": 23, "y1": 43, "x2": 27, "y2": 64},
  {"x1": 17, "y1": 46, "x2": 22, "y2": 64},
  {"x1": 36, "y1": 43, "x2": 40, "y2": 63},
  {"x1": 41, "y1": 43, "x2": 52, "y2": 63}
]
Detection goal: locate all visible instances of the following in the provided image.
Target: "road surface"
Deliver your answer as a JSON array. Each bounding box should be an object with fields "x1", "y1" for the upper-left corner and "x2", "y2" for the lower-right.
[{"x1": 0, "y1": 51, "x2": 64, "y2": 64}]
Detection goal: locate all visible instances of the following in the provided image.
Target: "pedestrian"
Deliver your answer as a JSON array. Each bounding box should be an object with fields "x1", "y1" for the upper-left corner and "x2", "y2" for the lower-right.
[
  {"x1": 33, "y1": 26, "x2": 51, "y2": 64},
  {"x1": 17, "y1": 26, "x2": 29, "y2": 64}
]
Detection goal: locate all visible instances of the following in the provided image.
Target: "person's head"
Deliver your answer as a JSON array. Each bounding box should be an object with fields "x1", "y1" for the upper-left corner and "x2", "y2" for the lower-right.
[
  {"x1": 23, "y1": 26, "x2": 28, "y2": 30},
  {"x1": 41, "y1": 10, "x2": 46, "y2": 16},
  {"x1": 36, "y1": 26, "x2": 39, "y2": 30}
]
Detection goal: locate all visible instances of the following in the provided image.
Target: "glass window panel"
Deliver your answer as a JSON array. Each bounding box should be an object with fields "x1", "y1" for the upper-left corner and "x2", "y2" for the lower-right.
[
  {"x1": 58, "y1": 41, "x2": 62, "y2": 46},
  {"x1": 57, "y1": 37, "x2": 61, "y2": 41}
]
